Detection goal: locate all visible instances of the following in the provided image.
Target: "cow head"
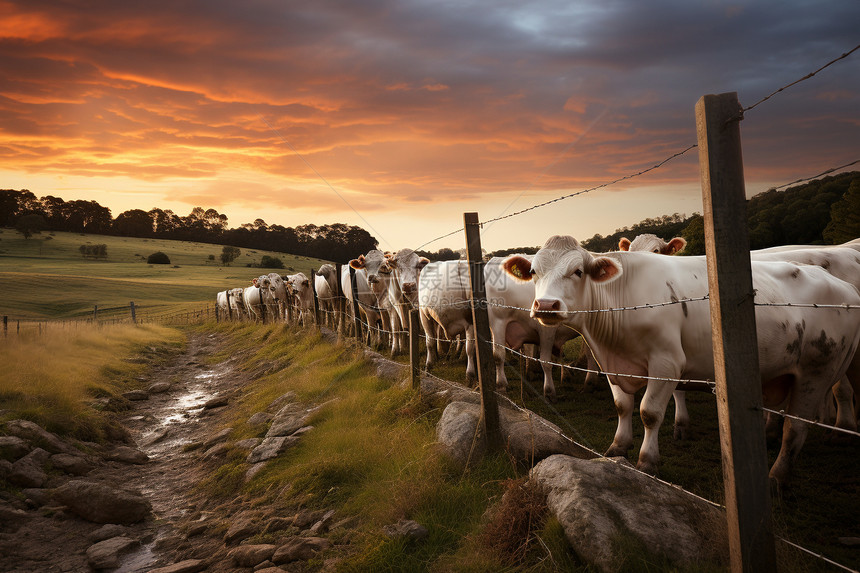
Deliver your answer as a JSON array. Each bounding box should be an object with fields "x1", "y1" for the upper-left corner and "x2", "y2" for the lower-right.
[
  {"x1": 620, "y1": 233, "x2": 687, "y2": 255},
  {"x1": 352, "y1": 250, "x2": 391, "y2": 294},
  {"x1": 391, "y1": 248, "x2": 429, "y2": 304},
  {"x1": 503, "y1": 235, "x2": 622, "y2": 326}
]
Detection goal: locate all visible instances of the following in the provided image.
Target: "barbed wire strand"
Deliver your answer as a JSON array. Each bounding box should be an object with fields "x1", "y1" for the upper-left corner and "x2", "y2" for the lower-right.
[{"x1": 770, "y1": 159, "x2": 860, "y2": 191}]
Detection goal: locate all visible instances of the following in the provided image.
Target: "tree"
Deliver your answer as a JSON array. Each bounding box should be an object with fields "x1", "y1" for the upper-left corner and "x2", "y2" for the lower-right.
[
  {"x1": 220, "y1": 245, "x2": 241, "y2": 265},
  {"x1": 823, "y1": 179, "x2": 860, "y2": 244},
  {"x1": 15, "y1": 213, "x2": 46, "y2": 239},
  {"x1": 112, "y1": 209, "x2": 154, "y2": 237},
  {"x1": 147, "y1": 252, "x2": 171, "y2": 264},
  {"x1": 260, "y1": 255, "x2": 284, "y2": 269}
]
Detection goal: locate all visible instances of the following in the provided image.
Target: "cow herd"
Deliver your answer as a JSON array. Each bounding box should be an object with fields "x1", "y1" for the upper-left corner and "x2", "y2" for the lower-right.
[{"x1": 217, "y1": 236, "x2": 860, "y2": 486}]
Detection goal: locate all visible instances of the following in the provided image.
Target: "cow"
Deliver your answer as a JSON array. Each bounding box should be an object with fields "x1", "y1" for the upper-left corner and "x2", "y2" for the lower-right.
[
  {"x1": 267, "y1": 273, "x2": 289, "y2": 321},
  {"x1": 619, "y1": 233, "x2": 687, "y2": 255},
  {"x1": 384, "y1": 249, "x2": 430, "y2": 355},
  {"x1": 216, "y1": 289, "x2": 247, "y2": 321},
  {"x1": 284, "y1": 272, "x2": 314, "y2": 326},
  {"x1": 314, "y1": 264, "x2": 341, "y2": 330},
  {"x1": 216, "y1": 290, "x2": 230, "y2": 319},
  {"x1": 227, "y1": 287, "x2": 247, "y2": 320},
  {"x1": 340, "y1": 264, "x2": 385, "y2": 347},
  {"x1": 503, "y1": 235, "x2": 860, "y2": 485},
  {"x1": 349, "y1": 250, "x2": 398, "y2": 352},
  {"x1": 243, "y1": 275, "x2": 278, "y2": 322}
]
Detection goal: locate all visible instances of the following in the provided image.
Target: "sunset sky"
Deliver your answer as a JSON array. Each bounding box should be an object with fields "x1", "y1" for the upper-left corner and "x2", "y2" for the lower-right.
[{"x1": 1, "y1": 1, "x2": 858, "y2": 251}]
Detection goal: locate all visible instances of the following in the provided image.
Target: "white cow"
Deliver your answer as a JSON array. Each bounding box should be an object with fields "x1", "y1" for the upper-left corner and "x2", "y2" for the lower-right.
[
  {"x1": 340, "y1": 264, "x2": 384, "y2": 346},
  {"x1": 243, "y1": 275, "x2": 278, "y2": 322},
  {"x1": 314, "y1": 264, "x2": 341, "y2": 330},
  {"x1": 216, "y1": 288, "x2": 247, "y2": 321},
  {"x1": 504, "y1": 235, "x2": 860, "y2": 485},
  {"x1": 227, "y1": 287, "x2": 247, "y2": 320},
  {"x1": 267, "y1": 273, "x2": 289, "y2": 321},
  {"x1": 216, "y1": 290, "x2": 230, "y2": 318},
  {"x1": 349, "y1": 250, "x2": 400, "y2": 354},
  {"x1": 387, "y1": 249, "x2": 430, "y2": 354},
  {"x1": 285, "y1": 272, "x2": 314, "y2": 326}
]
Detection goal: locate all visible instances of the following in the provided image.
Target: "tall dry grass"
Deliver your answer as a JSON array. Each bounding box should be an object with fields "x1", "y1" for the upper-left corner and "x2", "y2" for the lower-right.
[{"x1": 0, "y1": 323, "x2": 183, "y2": 440}]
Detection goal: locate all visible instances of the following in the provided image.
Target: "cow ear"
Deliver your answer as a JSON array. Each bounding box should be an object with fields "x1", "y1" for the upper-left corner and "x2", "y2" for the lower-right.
[
  {"x1": 302, "y1": 280, "x2": 309, "y2": 288},
  {"x1": 664, "y1": 237, "x2": 687, "y2": 255},
  {"x1": 349, "y1": 255, "x2": 365, "y2": 270},
  {"x1": 586, "y1": 257, "x2": 622, "y2": 283},
  {"x1": 417, "y1": 257, "x2": 430, "y2": 270},
  {"x1": 503, "y1": 255, "x2": 533, "y2": 281},
  {"x1": 618, "y1": 237, "x2": 631, "y2": 251},
  {"x1": 252, "y1": 278, "x2": 258, "y2": 286}
]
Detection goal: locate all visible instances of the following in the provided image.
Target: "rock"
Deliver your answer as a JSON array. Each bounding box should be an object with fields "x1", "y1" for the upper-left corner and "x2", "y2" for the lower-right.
[
  {"x1": 293, "y1": 509, "x2": 326, "y2": 529},
  {"x1": 202, "y1": 427, "x2": 233, "y2": 449},
  {"x1": 141, "y1": 428, "x2": 170, "y2": 446},
  {"x1": 253, "y1": 561, "x2": 277, "y2": 571},
  {"x1": 383, "y1": 519, "x2": 429, "y2": 542},
  {"x1": 122, "y1": 390, "x2": 149, "y2": 401},
  {"x1": 262, "y1": 516, "x2": 294, "y2": 534},
  {"x1": 272, "y1": 537, "x2": 330, "y2": 563},
  {"x1": 0, "y1": 435, "x2": 30, "y2": 460},
  {"x1": 247, "y1": 436, "x2": 299, "y2": 464},
  {"x1": 201, "y1": 443, "x2": 230, "y2": 460},
  {"x1": 235, "y1": 438, "x2": 261, "y2": 450},
  {"x1": 86, "y1": 536, "x2": 138, "y2": 569},
  {"x1": 531, "y1": 455, "x2": 727, "y2": 572},
  {"x1": 229, "y1": 544, "x2": 277, "y2": 567},
  {"x1": 224, "y1": 515, "x2": 259, "y2": 545},
  {"x1": 8, "y1": 447, "x2": 50, "y2": 487},
  {"x1": 203, "y1": 396, "x2": 229, "y2": 409},
  {"x1": 0, "y1": 502, "x2": 32, "y2": 523},
  {"x1": 147, "y1": 559, "x2": 206, "y2": 573},
  {"x1": 106, "y1": 446, "x2": 149, "y2": 464},
  {"x1": 50, "y1": 452, "x2": 94, "y2": 475},
  {"x1": 309, "y1": 509, "x2": 336, "y2": 535},
  {"x1": 22, "y1": 488, "x2": 51, "y2": 507},
  {"x1": 436, "y1": 401, "x2": 597, "y2": 471},
  {"x1": 148, "y1": 381, "x2": 172, "y2": 394},
  {"x1": 267, "y1": 391, "x2": 297, "y2": 412},
  {"x1": 256, "y1": 568, "x2": 287, "y2": 573},
  {"x1": 89, "y1": 524, "x2": 129, "y2": 542},
  {"x1": 4, "y1": 419, "x2": 77, "y2": 454},
  {"x1": 53, "y1": 480, "x2": 152, "y2": 524},
  {"x1": 185, "y1": 522, "x2": 207, "y2": 537},
  {"x1": 0, "y1": 459, "x2": 12, "y2": 480},
  {"x1": 245, "y1": 462, "x2": 267, "y2": 482},
  {"x1": 266, "y1": 403, "x2": 314, "y2": 438},
  {"x1": 248, "y1": 412, "x2": 273, "y2": 426}
]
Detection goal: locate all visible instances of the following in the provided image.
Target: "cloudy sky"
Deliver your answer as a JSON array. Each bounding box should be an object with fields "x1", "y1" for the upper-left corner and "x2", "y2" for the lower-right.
[{"x1": 1, "y1": 1, "x2": 858, "y2": 250}]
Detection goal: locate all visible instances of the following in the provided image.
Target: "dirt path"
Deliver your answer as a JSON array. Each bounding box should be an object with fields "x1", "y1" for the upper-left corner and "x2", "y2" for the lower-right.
[{"x1": 1, "y1": 331, "x2": 254, "y2": 572}]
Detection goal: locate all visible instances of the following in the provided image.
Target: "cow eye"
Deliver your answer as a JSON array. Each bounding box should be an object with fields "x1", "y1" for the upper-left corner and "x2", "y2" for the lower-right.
[
  {"x1": 653, "y1": 249, "x2": 659, "y2": 253},
  {"x1": 380, "y1": 266, "x2": 392, "y2": 274},
  {"x1": 574, "y1": 269, "x2": 583, "y2": 278}
]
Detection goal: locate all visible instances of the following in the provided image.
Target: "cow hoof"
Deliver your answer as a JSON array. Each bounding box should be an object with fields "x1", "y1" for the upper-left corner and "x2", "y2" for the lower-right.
[
  {"x1": 636, "y1": 459, "x2": 658, "y2": 475},
  {"x1": 673, "y1": 426, "x2": 688, "y2": 441},
  {"x1": 604, "y1": 445, "x2": 629, "y2": 459}
]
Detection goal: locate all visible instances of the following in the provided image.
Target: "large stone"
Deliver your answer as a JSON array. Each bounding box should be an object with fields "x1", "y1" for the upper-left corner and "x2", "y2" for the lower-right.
[
  {"x1": 203, "y1": 396, "x2": 229, "y2": 409},
  {"x1": 224, "y1": 514, "x2": 259, "y2": 545},
  {"x1": 247, "y1": 436, "x2": 299, "y2": 464},
  {"x1": 122, "y1": 390, "x2": 149, "y2": 401},
  {"x1": 229, "y1": 544, "x2": 277, "y2": 567},
  {"x1": 147, "y1": 559, "x2": 206, "y2": 573},
  {"x1": 106, "y1": 446, "x2": 149, "y2": 464},
  {"x1": 248, "y1": 412, "x2": 273, "y2": 426},
  {"x1": 8, "y1": 447, "x2": 50, "y2": 487},
  {"x1": 383, "y1": 519, "x2": 429, "y2": 542},
  {"x1": 266, "y1": 391, "x2": 297, "y2": 412},
  {"x1": 266, "y1": 403, "x2": 314, "y2": 438},
  {"x1": 51, "y1": 452, "x2": 94, "y2": 475},
  {"x1": 436, "y1": 401, "x2": 597, "y2": 470},
  {"x1": 147, "y1": 381, "x2": 172, "y2": 394},
  {"x1": 530, "y1": 455, "x2": 727, "y2": 572},
  {"x1": 272, "y1": 537, "x2": 330, "y2": 563},
  {"x1": 89, "y1": 524, "x2": 129, "y2": 542},
  {"x1": 203, "y1": 427, "x2": 233, "y2": 449},
  {"x1": 86, "y1": 536, "x2": 138, "y2": 569},
  {"x1": 4, "y1": 419, "x2": 77, "y2": 454},
  {"x1": 0, "y1": 435, "x2": 30, "y2": 460},
  {"x1": 53, "y1": 480, "x2": 152, "y2": 524}
]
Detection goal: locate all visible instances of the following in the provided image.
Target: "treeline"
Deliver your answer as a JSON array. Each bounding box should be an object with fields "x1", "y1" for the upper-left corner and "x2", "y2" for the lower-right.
[{"x1": 0, "y1": 190, "x2": 378, "y2": 263}]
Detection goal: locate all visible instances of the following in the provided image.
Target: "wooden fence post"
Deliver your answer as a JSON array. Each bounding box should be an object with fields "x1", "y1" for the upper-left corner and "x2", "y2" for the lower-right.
[
  {"x1": 3, "y1": 316, "x2": 6, "y2": 337},
  {"x1": 258, "y1": 285, "x2": 266, "y2": 324},
  {"x1": 463, "y1": 212, "x2": 502, "y2": 451},
  {"x1": 335, "y1": 263, "x2": 344, "y2": 334},
  {"x1": 409, "y1": 308, "x2": 420, "y2": 390},
  {"x1": 349, "y1": 266, "x2": 363, "y2": 343},
  {"x1": 130, "y1": 301, "x2": 137, "y2": 324},
  {"x1": 311, "y1": 268, "x2": 321, "y2": 329},
  {"x1": 93, "y1": 305, "x2": 98, "y2": 322},
  {"x1": 696, "y1": 91, "x2": 776, "y2": 573}
]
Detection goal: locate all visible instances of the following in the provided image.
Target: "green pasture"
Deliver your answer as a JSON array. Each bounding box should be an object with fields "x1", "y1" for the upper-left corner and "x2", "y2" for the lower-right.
[{"x1": 0, "y1": 228, "x2": 331, "y2": 319}]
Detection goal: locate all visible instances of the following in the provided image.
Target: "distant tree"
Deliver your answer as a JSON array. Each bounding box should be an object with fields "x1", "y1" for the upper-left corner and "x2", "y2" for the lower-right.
[
  {"x1": 823, "y1": 179, "x2": 860, "y2": 244},
  {"x1": 220, "y1": 245, "x2": 241, "y2": 265},
  {"x1": 679, "y1": 215, "x2": 705, "y2": 256},
  {"x1": 208, "y1": 254, "x2": 215, "y2": 262},
  {"x1": 259, "y1": 255, "x2": 285, "y2": 269},
  {"x1": 112, "y1": 209, "x2": 154, "y2": 237},
  {"x1": 15, "y1": 213, "x2": 47, "y2": 239},
  {"x1": 147, "y1": 251, "x2": 171, "y2": 264}
]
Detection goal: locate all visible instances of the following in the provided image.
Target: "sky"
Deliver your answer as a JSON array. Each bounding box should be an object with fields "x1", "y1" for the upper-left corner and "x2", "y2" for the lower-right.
[{"x1": 1, "y1": 1, "x2": 858, "y2": 251}]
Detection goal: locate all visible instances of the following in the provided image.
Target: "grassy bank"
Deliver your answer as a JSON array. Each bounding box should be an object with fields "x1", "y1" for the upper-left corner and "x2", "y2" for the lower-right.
[{"x1": 0, "y1": 323, "x2": 184, "y2": 441}]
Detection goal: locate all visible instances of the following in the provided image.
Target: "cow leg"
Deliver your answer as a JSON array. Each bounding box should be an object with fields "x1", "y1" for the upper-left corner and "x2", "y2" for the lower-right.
[
  {"x1": 832, "y1": 377, "x2": 857, "y2": 431},
  {"x1": 583, "y1": 352, "x2": 600, "y2": 391},
  {"x1": 389, "y1": 310, "x2": 402, "y2": 356},
  {"x1": 770, "y1": 382, "x2": 834, "y2": 488},
  {"x1": 637, "y1": 381, "x2": 677, "y2": 475},
  {"x1": 420, "y1": 311, "x2": 439, "y2": 370},
  {"x1": 538, "y1": 330, "x2": 556, "y2": 401},
  {"x1": 492, "y1": 342, "x2": 508, "y2": 393},
  {"x1": 605, "y1": 383, "x2": 634, "y2": 458},
  {"x1": 672, "y1": 390, "x2": 690, "y2": 440}
]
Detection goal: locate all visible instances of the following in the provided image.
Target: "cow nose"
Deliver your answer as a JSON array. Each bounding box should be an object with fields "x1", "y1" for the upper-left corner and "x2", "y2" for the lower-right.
[
  {"x1": 368, "y1": 275, "x2": 379, "y2": 284},
  {"x1": 402, "y1": 282, "x2": 416, "y2": 294},
  {"x1": 533, "y1": 299, "x2": 561, "y2": 313}
]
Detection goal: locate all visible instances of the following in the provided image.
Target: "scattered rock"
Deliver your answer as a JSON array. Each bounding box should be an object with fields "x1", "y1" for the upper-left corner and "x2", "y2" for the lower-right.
[
  {"x1": 89, "y1": 524, "x2": 129, "y2": 542},
  {"x1": 203, "y1": 396, "x2": 229, "y2": 409},
  {"x1": 435, "y1": 402, "x2": 486, "y2": 469},
  {"x1": 148, "y1": 381, "x2": 172, "y2": 394},
  {"x1": 266, "y1": 391, "x2": 297, "y2": 412},
  {"x1": 229, "y1": 544, "x2": 277, "y2": 567},
  {"x1": 256, "y1": 568, "x2": 287, "y2": 573},
  {"x1": 248, "y1": 412, "x2": 273, "y2": 426},
  {"x1": 122, "y1": 390, "x2": 150, "y2": 401},
  {"x1": 531, "y1": 455, "x2": 727, "y2": 572},
  {"x1": 0, "y1": 435, "x2": 30, "y2": 460},
  {"x1": 106, "y1": 446, "x2": 149, "y2": 464},
  {"x1": 201, "y1": 443, "x2": 230, "y2": 460},
  {"x1": 266, "y1": 403, "x2": 314, "y2": 437},
  {"x1": 147, "y1": 559, "x2": 206, "y2": 573},
  {"x1": 53, "y1": 480, "x2": 152, "y2": 524},
  {"x1": 245, "y1": 462, "x2": 268, "y2": 482},
  {"x1": 4, "y1": 419, "x2": 77, "y2": 454},
  {"x1": 247, "y1": 436, "x2": 299, "y2": 464},
  {"x1": 86, "y1": 536, "x2": 138, "y2": 569},
  {"x1": 8, "y1": 447, "x2": 50, "y2": 487},
  {"x1": 383, "y1": 519, "x2": 429, "y2": 542},
  {"x1": 141, "y1": 429, "x2": 170, "y2": 447},
  {"x1": 50, "y1": 452, "x2": 94, "y2": 475},
  {"x1": 185, "y1": 522, "x2": 207, "y2": 537},
  {"x1": 293, "y1": 509, "x2": 326, "y2": 529},
  {"x1": 263, "y1": 516, "x2": 294, "y2": 534},
  {"x1": 235, "y1": 438, "x2": 261, "y2": 450},
  {"x1": 0, "y1": 459, "x2": 12, "y2": 480},
  {"x1": 272, "y1": 537, "x2": 330, "y2": 563},
  {"x1": 202, "y1": 427, "x2": 233, "y2": 449},
  {"x1": 224, "y1": 515, "x2": 259, "y2": 545},
  {"x1": 253, "y1": 561, "x2": 278, "y2": 571},
  {"x1": 309, "y1": 509, "x2": 336, "y2": 535},
  {"x1": 22, "y1": 487, "x2": 51, "y2": 507}
]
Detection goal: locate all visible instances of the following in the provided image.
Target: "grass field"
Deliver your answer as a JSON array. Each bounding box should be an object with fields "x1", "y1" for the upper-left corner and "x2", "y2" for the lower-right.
[{"x1": 0, "y1": 228, "x2": 331, "y2": 320}]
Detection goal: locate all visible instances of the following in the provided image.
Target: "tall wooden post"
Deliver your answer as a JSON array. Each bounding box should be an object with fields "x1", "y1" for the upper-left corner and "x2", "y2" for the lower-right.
[
  {"x1": 258, "y1": 285, "x2": 266, "y2": 324},
  {"x1": 311, "y1": 268, "x2": 322, "y2": 329},
  {"x1": 93, "y1": 305, "x2": 98, "y2": 322},
  {"x1": 3, "y1": 316, "x2": 6, "y2": 337},
  {"x1": 130, "y1": 301, "x2": 137, "y2": 324},
  {"x1": 696, "y1": 91, "x2": 776, "y2": 573},
  {"x1": 349, "y1": 266, "x2": 363, "y2": 342},
  {"x1": 409, "y1": 309, "x2": 421, "y2": 390},
  {"x1": 463, "y1": 212, "x2": 502, "y2": 451},
  {"x1": 335, "y1": 263, "x2": 344, "y2": 334}
]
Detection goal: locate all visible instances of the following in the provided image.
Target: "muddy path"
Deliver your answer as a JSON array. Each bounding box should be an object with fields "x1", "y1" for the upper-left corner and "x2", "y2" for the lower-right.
[{"x1": 1, "y1": 331, "x2": 256, "y2": 573}]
